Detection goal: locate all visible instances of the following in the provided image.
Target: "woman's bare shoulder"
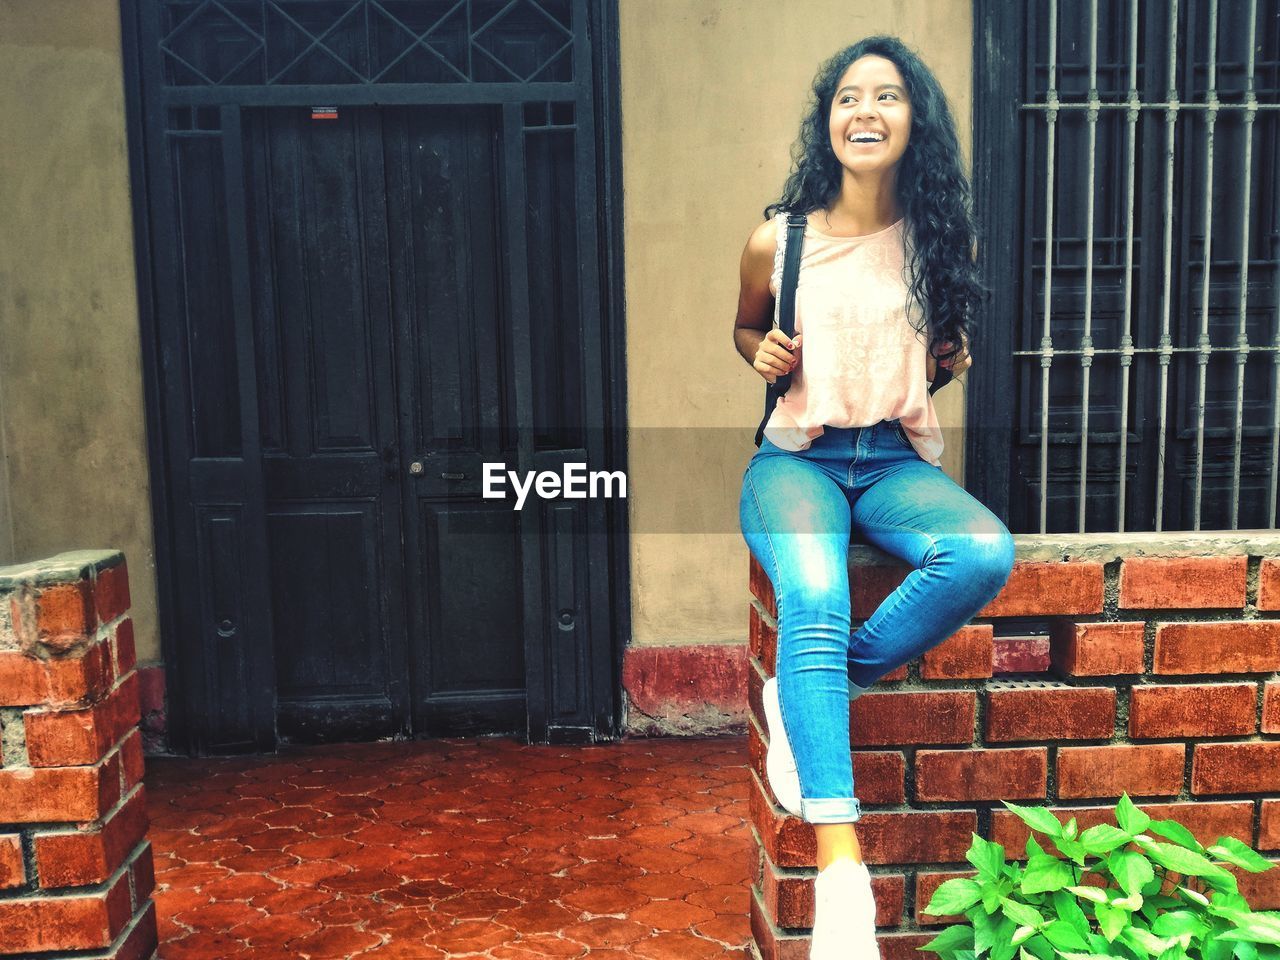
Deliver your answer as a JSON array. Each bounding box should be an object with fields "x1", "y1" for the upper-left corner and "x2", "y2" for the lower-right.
[
  {"x1": 745, "y1": 215, "x2": 779, "y2": 257},
  {"x1": 740, "y1": 216, "x2": 779, "y2": 285}
]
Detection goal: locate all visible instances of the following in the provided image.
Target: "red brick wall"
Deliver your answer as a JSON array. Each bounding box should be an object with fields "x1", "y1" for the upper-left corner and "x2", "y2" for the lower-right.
[
  {"x1": 745, "y1": 548, "x2": 1280, "y2": 960},
  {"x1": 0, "y1": 552, "x2": 158, "y2": 959}
]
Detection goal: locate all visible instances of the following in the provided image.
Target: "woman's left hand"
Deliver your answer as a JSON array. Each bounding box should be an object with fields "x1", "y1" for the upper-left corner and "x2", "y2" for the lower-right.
[{"x1": 927, "y1": 331, "x2": 972, "y2": 382}]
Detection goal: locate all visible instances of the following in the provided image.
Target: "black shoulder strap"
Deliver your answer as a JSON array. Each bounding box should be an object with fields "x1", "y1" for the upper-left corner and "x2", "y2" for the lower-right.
[
  {"x1": 776, "y1": 213, "x2": 807, "y2": 342},
  {"x1": 928, "y1": 356, "x2": 954, "y2": 395},
  {"x1": 754, "y1": 214, "x2": 808, "y2": 447}
]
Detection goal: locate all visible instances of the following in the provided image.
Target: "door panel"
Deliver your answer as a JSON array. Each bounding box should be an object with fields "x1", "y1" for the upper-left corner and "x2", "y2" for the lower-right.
[
  {"x1": 383, "y1": 106, "x2": 530, "y2": 734},
  {"x1": 422, "y1": 502, "x2": 524, "y2": 692},
  {"x1": 390, "y1": 106, "x2": 508, "y2": 501},
  {"x1": 244, "y1": 107, "x2": 409, "y2": 739}
]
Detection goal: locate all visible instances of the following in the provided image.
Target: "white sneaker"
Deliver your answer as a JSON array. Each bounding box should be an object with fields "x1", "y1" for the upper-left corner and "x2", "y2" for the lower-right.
[
  {"x1": 762, "y1": 675, "x2": 803, "y2": 816},
  {"x1": 810, "y1": 858, "x2": 881, "y2": 959}
]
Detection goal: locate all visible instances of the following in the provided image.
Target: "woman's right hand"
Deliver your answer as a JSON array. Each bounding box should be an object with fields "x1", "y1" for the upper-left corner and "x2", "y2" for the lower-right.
[{"x1": 753, "y1": 330, "x2": 802, "y2": 385}]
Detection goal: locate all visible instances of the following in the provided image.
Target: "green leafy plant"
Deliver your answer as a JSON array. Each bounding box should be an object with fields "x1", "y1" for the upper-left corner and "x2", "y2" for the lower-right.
[{"x1": 919, "y1": 793, "x2": 1278, "y2": 960}]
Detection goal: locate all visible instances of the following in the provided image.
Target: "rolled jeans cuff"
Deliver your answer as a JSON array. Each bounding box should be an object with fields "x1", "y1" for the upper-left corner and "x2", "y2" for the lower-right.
[{"x1": 800, "y1": 796, "x2": 863, "y2": 824}]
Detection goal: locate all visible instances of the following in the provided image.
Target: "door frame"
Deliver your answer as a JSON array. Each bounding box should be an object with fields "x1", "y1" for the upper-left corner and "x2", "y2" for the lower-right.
[{"x1": 117, "y1": 0, "x2": 631, "y2": 755}]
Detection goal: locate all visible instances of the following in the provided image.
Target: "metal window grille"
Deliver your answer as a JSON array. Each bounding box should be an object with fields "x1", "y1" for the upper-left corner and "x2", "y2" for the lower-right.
[{"x1": 1012, "y1": 0, "x2": 1280, "y2": 532}]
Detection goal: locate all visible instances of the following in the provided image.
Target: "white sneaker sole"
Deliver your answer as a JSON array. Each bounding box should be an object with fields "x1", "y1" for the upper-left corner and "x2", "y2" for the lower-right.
[{"x1": 762, "y1": 675, "x2": 803, "y2": 816}]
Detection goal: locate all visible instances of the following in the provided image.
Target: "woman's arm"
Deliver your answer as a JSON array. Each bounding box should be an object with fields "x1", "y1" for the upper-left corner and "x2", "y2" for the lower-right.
[{"x1": 733, "y1": 218, "x2": 799, "y2": 384}]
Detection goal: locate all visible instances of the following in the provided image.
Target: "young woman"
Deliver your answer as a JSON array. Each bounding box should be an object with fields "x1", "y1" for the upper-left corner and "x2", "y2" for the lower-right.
[{"x1": 733, "y1": 36, "x2": 1017, "y2": 959}]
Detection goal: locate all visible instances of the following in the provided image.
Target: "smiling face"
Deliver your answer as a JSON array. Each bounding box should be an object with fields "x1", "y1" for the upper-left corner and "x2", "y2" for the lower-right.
[{"x1": 827, "y1": 55, "x2": 912, "y2": 179}]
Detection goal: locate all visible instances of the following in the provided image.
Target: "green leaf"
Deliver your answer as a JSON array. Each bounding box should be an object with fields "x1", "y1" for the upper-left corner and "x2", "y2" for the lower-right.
[
  {"x1": 1208, "y1": 837, "x2": 1276, "y2": 874},
  {"x1": 1086, "y1": 932, "x2": 1114, "y2": 954},
  {"x1": 1180, "y1": 885, "x2": 1210, "y2": 907},
  {"x1": 1121, "y1": 925, "x2": 1178, "y2": 956},
  {"x1": 970, "y1": 905, "x2": 998, "y2": 957},
  {"x1": 1041, "y1": 919, "x2": 1090, "y2": 951},
  {"x1": 1095, "y1": 902, "x2": 1128, "y2": 942},
  {"x1": 967, "y1": 834, "x2": 1008, "y2": 882},
  {"x1": 1011, "y1": 926, "x2": 1036, "y2": 947},
  {"x1": 1052, "y1": 889, "x2": 1091, "y2": 940},
  {"x1": 1210, "y1": 893, "x2": 1253, "y2": 916},
  {"x1": 1222, "y1": 932, "x2": 1280, "y2": 948},
  {"x1": 1065, "y1": 885, "x2": 1108, "y2": 904},
  {"x1": 1108, "y1": 850, "x2": 1156, "y2": 899},
  {"x1": 1052, "y1": 834, "x2": 1089, "y2": 865},
  {"x1": 1202, "y1": 932, "x2": 1238, "y2": 960},
  {"x1": 1202, "y1": 869, "x2": 1242, "y2": 897},
  {"x1": 1136, "y1": 838, "x2": 1235, "y2": 882},
  {"x1": 1117, "y1": 793, "x2": 1152, "y2": 836},
  {"x1": 1000, "y1": 898, "x2": 1045, "y2": 929},
  {"x1": 1021, "y1": 934, "x2": 1057, "y2": 960},
  {"x1": 1218, "y1": 914, "x2": 1280, "y2": 947},
  {"x1": 928, "y1": 878, "x2": 986, "y2": 915},
  {"x1": 1020, "y1": 856, "x2": 1075, "y2": 895},
  {"x1": 1003, "y1": 801, "x2": 1063, "y2": 838},
  {"x1": 1147, "y1": 819, "x2": 1206, "y2": 855},
  {"x1": 1064, "y1": 817, "x2": 1079, "y2": 841},
  {"x1": 986, "y1": 916, "x2": 1019, "y2": 960},
  {"x1": 920, "y1": 924, "x2": 975, "y2": 955},
  {"x1": 981, "y1": 882, "x2": 1004, "y2": 914},
  {"x1": 1153, "y1": 910, "x2": 1207, "y2": 939},
  {"x1": 1231, "y1": 942, "x2": 1260, "y2": 960},
  {"x1": 1055, "y1": 953, "x2": 1118, "y2": 960},
  {"x1": 1109, "y1": 891, "x2": 1145, "y2": 912},
  {"x1": 1080, "y1": 823, "x2": 1134, "y2": 855}
]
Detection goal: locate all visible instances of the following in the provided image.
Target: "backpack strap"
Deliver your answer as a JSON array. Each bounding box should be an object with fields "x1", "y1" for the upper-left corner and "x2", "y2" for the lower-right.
[
  {"x1": 754, "y1": 213, "x2": 808, "y2": 447},
  {"x1": 928, "y1": 362, "x2": 954, "y2": 395},
  {"x1": 776, "y1": 213, "x2": 807, "y2": 345}
]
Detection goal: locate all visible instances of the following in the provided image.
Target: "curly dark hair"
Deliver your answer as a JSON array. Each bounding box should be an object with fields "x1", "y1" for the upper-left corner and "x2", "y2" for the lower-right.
[{"x1": 765, "y1": 35, "x2": 983, "y2": 365}]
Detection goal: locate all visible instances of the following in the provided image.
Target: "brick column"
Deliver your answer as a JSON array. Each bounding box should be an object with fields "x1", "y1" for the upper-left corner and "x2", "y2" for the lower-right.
[
  {"x1": 0, "y1": 551, "x2": 157, "y2": 959},
  {"x1": 747, "y1": 539, "x2": 1280, "y2": 960}
]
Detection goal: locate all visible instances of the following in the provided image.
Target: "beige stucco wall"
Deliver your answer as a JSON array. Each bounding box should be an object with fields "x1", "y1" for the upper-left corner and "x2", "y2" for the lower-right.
[
  {"x1": 619, "y1": 2, "x2": 974, "y2": 648},
  {"x1": 0, "y1": 0, "x2": 972, "y2": 675},
  {"x1": 0, "y1": 3, "x2": 161, "y2": 661}
]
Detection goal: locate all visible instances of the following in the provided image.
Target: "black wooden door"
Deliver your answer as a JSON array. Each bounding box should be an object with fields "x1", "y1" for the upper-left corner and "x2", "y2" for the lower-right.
[
  {"x1": 241, "y1": 104, "x2": 529, "y2": 739},
  {"x1": 382, "y1": 104, "x2": 528, "y2": 736},
  {"x1": 241, "y1": 107, "x2": 408, "y2": 741},
  {"x1": 121, "y1": 0, "x2": 627, "y2": 754}
]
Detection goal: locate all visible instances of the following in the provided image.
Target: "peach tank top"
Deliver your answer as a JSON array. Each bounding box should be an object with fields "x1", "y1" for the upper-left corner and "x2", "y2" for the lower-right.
[{"x1": 762, "y1": 212, "x2": 945, "y2": 467}]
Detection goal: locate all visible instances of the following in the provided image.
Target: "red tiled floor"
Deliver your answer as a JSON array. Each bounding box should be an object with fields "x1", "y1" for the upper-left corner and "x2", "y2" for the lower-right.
[{"x1": 147, "y1": 735, "x2": 753, "y2": 958}]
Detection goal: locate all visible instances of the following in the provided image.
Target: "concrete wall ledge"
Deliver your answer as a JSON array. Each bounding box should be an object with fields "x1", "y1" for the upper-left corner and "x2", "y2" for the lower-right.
[
  {"x1": 850, "y1": 530, "x2": 1280, "y2": 566},
  {"x1": 0, "y1": 550, "x2": 124, "y2": 591}
]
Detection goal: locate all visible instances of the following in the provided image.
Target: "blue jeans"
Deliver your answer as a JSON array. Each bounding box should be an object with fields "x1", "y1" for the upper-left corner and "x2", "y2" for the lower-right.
[{"x1": 739, "y1": 420, "x2": 1015, "y2": 823}]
